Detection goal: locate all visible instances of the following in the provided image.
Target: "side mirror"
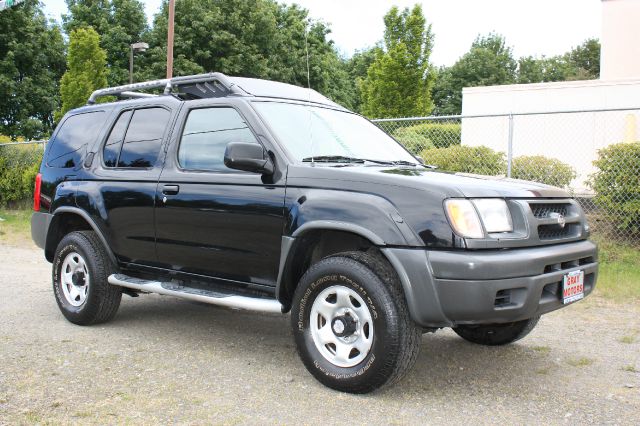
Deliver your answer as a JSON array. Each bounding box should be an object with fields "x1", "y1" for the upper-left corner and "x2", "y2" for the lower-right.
[{"x1": 224, "y1": 142, "x2": 274, "y2": 175}]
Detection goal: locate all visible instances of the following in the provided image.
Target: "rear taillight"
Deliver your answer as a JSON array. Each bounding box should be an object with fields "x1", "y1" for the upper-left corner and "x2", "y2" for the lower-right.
[{"x1": 33, "y1": 173, "x2": 42, "y2": 211}]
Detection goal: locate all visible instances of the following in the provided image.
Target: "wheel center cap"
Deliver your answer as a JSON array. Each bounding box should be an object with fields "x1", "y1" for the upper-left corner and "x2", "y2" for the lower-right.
[
  {"x1": 72, "y1": 271, "x2": 85, "y2": 286},
  {"x1": 331, "y1": 315, "x2": 357, "y2": 337}
]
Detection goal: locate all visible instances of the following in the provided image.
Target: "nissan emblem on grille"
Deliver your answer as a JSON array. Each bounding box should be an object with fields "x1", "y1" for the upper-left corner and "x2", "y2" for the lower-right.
[{"x1": 549, "y1": 212, "x2": 566, "y2": 228}]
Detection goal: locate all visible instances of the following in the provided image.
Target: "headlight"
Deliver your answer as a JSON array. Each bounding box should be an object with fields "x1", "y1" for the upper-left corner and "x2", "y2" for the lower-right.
[
  {"x1": 473, "y1": 199, "x2": 513, "y2": 233},
  {"x1": 444, "y1": 199, "x2": 484, "y2": 238},
  {"x1": 444, "y1": 198, "x2": 513, "y2": 238}
]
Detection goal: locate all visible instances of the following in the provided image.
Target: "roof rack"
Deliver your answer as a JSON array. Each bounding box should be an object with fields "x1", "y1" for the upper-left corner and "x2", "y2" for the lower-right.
[{"x1": 87, "y1": 72, "x2": 244, "y2": 104}]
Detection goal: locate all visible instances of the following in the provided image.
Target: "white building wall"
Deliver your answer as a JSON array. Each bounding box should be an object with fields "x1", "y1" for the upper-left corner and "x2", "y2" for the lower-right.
[
  {"x1": 461, "y1": 80, "x2": 640, "y2": 194},
  {"x1": 601, "y1": 0, "x2": 640, "y2": 80}
]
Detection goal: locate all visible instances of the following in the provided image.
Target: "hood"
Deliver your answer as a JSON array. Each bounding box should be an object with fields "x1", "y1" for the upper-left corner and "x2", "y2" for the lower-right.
[{"x1": 287, "y1": 164, "x2": 569, "y2": 199}]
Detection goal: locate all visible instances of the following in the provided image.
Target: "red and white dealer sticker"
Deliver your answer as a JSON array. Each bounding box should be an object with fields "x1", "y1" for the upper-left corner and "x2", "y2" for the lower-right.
[{"x1": 562, "y1": 270, "x2": 585, "y2": 304}]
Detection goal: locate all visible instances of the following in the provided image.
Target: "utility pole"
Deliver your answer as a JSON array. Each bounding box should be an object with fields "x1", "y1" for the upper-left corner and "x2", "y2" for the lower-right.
[{"x1": 166, "y1": 0, "x2": 175, "y2": 79}]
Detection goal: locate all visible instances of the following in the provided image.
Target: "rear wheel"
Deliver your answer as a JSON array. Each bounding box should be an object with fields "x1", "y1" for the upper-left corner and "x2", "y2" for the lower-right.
[
  {"x1": 453, "y1": 317, "x2": 540, "y2": 346},
  {"x1": 52, "y1": 231, "x2": 122, "y2": 325},
  {"x1": 291, "y1": 251, "x2": 421, "y2": 393}
]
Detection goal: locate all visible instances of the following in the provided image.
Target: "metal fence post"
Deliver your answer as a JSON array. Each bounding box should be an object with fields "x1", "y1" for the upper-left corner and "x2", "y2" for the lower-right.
[{"x1": 507, "y1": 113, "x2": 514, "y2": 178}]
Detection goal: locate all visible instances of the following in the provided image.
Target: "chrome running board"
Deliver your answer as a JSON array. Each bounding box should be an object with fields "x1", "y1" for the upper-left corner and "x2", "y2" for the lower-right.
[{"x1": 107, "y1": 274, "x2": 282, "y2": 314}]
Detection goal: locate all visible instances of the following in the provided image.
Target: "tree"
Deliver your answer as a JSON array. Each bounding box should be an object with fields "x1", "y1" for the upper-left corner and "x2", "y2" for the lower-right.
[
  {"x1": 63, "y1": 0, "x2": 147, "y2": 85},
  {"x1": 359, "y1": 5, "x2": 435, "y2": 118},
  {"x1": 139, "y1": 0, "x2": 356, "y2": 108},
  {"x1": 433, "y1": 33, "x2": 516, "y2": 115},
  {"x1": 0, "y1": 0, "x2": 66, "y2": 140},
  {"x1": 57, "y1": 27, "x2": 108, "y2": 119},
  {"x1": 346, "y1": 46, "x2": 382, "y2": 113},
  {"x1": 516, "y1": 39, "x2": 600, "y2": 84},
  {"x1": 567, "y1": 38, "x2": 600, "y2": 79}
]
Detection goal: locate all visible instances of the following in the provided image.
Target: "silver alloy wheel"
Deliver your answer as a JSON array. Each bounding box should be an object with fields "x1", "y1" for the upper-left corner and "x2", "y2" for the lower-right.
[
  {"x1": 310, "y1": 285, "x2": 374, "y2": 368},
  {"x1": 60, "y1": 251, "x2": 90, "y2": 307}
]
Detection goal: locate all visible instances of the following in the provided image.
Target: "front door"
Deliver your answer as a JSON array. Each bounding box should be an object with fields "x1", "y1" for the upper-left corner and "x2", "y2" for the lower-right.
[{"x1": 154, "y1": 105, "x2": 286, "y2": 287}]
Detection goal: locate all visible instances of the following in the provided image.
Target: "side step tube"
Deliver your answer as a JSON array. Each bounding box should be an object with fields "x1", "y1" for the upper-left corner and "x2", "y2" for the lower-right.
[{"x1": 107, "y1": 274, "x2": 282, "y2": 314}]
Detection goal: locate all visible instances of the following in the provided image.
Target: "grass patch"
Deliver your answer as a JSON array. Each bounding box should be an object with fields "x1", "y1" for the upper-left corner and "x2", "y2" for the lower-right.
[
  {"x1": 532, "y1": 345, "x2": 551, "y2": 355},
  {"x1": 0, "y1": 208, "x2": 32, "y2": 246},
  {"x1": 619, "y1": 331, "x2": 638, "y2": 344},
  {"x1": 566, "y1": 357, "x2": 594, "y2": 367},
  {"x1": 622, "y1": 365, "x2": 637, "y2": 373},
  {"x1": 592, "y1": 237, "x2": 640, "y2": 302}
]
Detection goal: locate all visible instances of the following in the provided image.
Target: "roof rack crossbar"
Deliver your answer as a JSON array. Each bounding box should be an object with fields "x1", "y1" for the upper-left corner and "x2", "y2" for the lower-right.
[
  {"x1": 87, "y1": 79, "x2": 169, "y2": 104},
  {"x1": 87, "y1": 72, "x2": 243, "y2": 104}
]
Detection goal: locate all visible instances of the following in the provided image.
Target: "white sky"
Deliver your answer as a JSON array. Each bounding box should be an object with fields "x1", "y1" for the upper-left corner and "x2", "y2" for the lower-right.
[{"x1": 40, "y1": 0, "x2": 602, "y2": 66}]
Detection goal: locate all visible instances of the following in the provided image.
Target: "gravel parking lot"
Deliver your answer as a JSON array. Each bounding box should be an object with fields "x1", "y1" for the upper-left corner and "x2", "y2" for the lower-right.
[{"x1": 1, "y1": 243, "x2": 639, "y2": 425}]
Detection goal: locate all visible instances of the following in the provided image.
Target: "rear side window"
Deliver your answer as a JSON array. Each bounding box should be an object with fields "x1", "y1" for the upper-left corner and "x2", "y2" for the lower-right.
[
  {"x1": 178, "y1": 107, "x2": 257, "y2": 171},
  {"x1": 103, "y1": 111, "x2": 132, "y2": 167},
  {"x1": 47, "y1": 112, "x2": 105, "y2": 168},
  {"x1": 103, "y1": 107, "x2": 170, "y2": 168}
]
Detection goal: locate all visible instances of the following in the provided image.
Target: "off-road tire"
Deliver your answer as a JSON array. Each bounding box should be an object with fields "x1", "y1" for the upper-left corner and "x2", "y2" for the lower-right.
[
  {"x1": 291, "y1": 251, "x2": 421, "y2": 394},
  {"x1": 53, "y1": 231, "x2": 122, "y2": 325},
  {"x1": 453, "y1": 317, "x2": 540, "y2": 346}
]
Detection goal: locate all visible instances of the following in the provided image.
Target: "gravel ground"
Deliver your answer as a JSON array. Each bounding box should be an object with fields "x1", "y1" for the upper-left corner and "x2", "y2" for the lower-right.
[{"x1": 0, "y1": 243, "x2": 639, "y2": 425}]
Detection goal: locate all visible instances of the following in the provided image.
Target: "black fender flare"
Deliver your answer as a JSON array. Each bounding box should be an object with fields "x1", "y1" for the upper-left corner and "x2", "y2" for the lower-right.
[{"x1": 46, "y1": 206, "x2": 117, "y2": 265}]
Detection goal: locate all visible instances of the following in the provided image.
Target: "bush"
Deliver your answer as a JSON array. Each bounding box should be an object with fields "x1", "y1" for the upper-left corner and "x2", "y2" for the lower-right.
[
  {"x1": 588, "y1": 142, "x2": 640, "y2": 236},
  {"x1": 420, "y1": 145, "x2": 506, "y2": 176},
  {"x1": 392, "y1": 122, "x2": 461, "y2": 154},
  {"x1": 512, "y1": 155, "x2": 576, "y2": 188},
  {"x1": 0, "y1": 144, "x2": 43, "y2": 207}
]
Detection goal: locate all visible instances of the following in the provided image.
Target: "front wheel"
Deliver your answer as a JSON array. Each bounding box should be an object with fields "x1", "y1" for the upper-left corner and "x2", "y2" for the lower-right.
[
  {"x1": 291, "y1": 252, "x2": 421, "y2": 394},
  {"x1": 453, "y1": 317, "x2": 540, "y2": 346}
]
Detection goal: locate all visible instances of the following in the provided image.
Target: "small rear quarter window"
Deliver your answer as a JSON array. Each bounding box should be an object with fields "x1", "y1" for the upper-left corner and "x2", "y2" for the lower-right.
[{"x1": 47, "y1": 111, "x2": 105, "y2": 168}]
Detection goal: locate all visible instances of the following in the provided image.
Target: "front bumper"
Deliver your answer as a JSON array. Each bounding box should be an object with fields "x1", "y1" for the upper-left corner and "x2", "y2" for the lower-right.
[{"x1": 381, "y1": 240, "x2": 598, "y2": 328}]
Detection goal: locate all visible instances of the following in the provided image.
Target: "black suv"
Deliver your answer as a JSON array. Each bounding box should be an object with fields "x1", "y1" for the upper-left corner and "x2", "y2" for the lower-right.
[{"x1": 31, "y1": 73, "x2": 598, "y2": 393}]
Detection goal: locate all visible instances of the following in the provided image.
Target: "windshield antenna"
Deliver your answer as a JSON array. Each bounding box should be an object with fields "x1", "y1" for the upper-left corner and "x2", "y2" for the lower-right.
[{"x1": 305, "y1": 24, "x2": 315, "y2": 163}]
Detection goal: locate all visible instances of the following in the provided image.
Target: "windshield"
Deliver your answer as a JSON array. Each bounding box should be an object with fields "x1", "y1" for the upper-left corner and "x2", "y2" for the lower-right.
[{"x1": 252, "y1": 102, "x2": 418, "y2": 164}]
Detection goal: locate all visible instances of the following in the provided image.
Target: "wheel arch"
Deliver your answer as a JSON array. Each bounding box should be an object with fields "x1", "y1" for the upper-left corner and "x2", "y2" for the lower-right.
[
  {"x1": 45, "y1": 207, "x2": 116, "y2": 265},
  {"x1": 277, "y1": 222, "x2": 395, "y2": 312}
]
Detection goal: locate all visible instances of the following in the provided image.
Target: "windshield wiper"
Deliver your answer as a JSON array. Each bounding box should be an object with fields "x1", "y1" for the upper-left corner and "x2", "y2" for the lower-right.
[
  {"x1": 302, "y1": 155, "x2": 366, "y2": 164},
  {"x1": 388, "y1": 160, "x2": 419, "y2": 166},
  {"x1": 302, "y1": 156, "x2": 424, "y2": 167}
]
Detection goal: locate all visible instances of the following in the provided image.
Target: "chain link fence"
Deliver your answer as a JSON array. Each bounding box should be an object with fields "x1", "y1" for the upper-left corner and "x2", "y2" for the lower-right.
[
  {"x1": 374, "y1": 108, "x2": 640, "y2": 244},
  {"x1": 0, "y1": 140, "x2": 46, "y2": 207}
]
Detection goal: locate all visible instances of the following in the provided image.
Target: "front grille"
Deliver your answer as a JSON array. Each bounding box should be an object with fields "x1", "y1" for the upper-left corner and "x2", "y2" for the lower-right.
[
  {"x1": 543, "y1": 256, "x2": 594, "y2": 274},
  {"x1": 526, "y1": 200, "x2": 584, "y2": 244},
  {"x1": 538, "y1": 223, "x2": 580, "y2": 240},
  {"x1": 530, "y1": 203, "x2": 570, "y2": 219}
]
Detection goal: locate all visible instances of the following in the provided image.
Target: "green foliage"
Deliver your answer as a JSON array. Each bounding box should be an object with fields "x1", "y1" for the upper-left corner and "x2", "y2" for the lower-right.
[
  {"x1": 588, "y1": 142, "x2": 640, "y2": 236},
  {"x1": 63, "y1": 0, "x2": 148, "y2": 85},
  {"x1": 392, "y1": 122, "x2": 461, "y2": 154},
  {"x1": 359, "y1": 5, "x2": 435, "y2": 118},
  {"x1": 0, "y1": 144, "x2": 43, "y2": 206},
  {"x1": 57, "y1": 27, "x2": 108, "y2": 119},
  {"x1": 420, "y1": 145, "x2": 506, "y2": 175},
  {"x1": 346, "y1": 46, "x2": 383, "y2": 113},
  {"x1": 0, "y1": 0, "x2": 66, "y2": 140},
  {"x1": 511, "y1": 155, "x2": 576, "y2": 187},
  {"x1": 432, "y1": 33, "x2": 517, "y2": 115},
  {"x1": 139, "y1": 0, "x2": 357, "y2": 109},
  {"x1": 517, "y1": 39, "x2": 600, "y2": 84}
]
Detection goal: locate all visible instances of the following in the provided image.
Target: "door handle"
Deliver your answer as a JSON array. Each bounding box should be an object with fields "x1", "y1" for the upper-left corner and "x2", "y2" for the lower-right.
[{"x1": 162, "y1": 185, "x2": 180, "y2": 195}]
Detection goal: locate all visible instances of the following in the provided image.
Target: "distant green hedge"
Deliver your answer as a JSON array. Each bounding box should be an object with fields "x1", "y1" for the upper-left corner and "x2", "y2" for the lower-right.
[
  {"x1": 420, "y1": 145, "x2": 506, "y2": 176},
  {"x1": 0, "y1": 144, "x2": 43, "y2": 207},
  {"x1": 420, "y1": 145, "x2": 577, "y2": 188},
  {"x1": 588, "y1": 142, "x2": 640, "y2": 236},
  {"x1": 512, "y1": 155, "x2": 576, "y2": 188},
  {"x1": 392, "y1": 122, "x2": 461, "y2": 155}
]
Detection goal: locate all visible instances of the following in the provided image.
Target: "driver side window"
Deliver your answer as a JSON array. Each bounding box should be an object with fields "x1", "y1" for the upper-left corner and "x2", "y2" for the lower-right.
[{"x1": 178, "y1": 107, "x2": 258, "y2": 171}]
